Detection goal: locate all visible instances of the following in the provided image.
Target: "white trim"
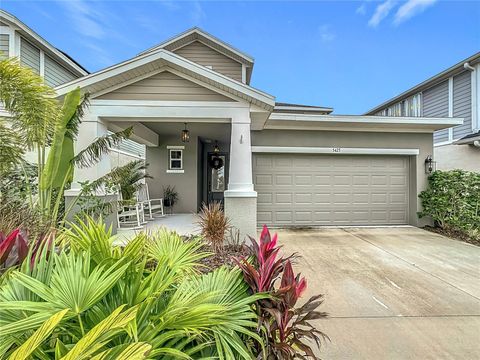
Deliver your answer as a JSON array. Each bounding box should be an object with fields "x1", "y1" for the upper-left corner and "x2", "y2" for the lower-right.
[
  {"x1": 448, "y1": 77, "x2": 454, "y2": 141},
  {"x1": 138, "y1": 27, "x2": 255, "y2": 63},
  {"x1": 39, "y1": 49, "x2": 45, "y2": 77},
  {"x1": 109, "y1": 148, "x2": 145, "y2": 160},
  {"x1": 166, "y1": 145, "x2": 185, "y2": 150},
  {"x1": 92, "y1": 99, "x2": 247, "y2": 108},
  {"x1": 472, "y1": 63, "x2": 479, "y2": 131},
  {"x1": 224, "y1": 190, "x2": 257, "y2": 198},
  {"x1": 0, "y1": 10, "x2": 87, "y2": 76},
  {"x1": 168, "y1": 148, "x2": 183, "y2": 170},
  {"x1": 241, "y1": 64, "x2": 246, "y2": 83},
  {"x1": 251, "y1": 146, "x2": 420, "y2": 156},
  {"x1": 166, "y1": 169, "x2": 185, "y2": 174},
  {"x1": 274, "y1": 105, "x2": 334, "y2": 113},
  {"x1": 266, "y1": 113, "x2": 463, "y2": 133}
]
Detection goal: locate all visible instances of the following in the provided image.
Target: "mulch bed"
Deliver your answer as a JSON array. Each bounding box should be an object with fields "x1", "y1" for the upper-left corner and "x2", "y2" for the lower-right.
[
  {"x1": 424, "y1": 226, "x2": 480, "y2": 247},
  {"x1": 197, "y1": 244, "x2": 250, "y2": 273}
]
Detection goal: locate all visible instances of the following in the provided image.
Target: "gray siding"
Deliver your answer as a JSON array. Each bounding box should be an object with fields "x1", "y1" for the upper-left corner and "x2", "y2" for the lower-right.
[
  {"x1": 423, "y1": 80, "x2": 449, "y2": 144},
  {"x1": 0, "y1": 34, "x2": 9, "y2": 58},
  {"x1": 452, "y1": 71, "x2": 472, "y2": 139},
  {"x1": 174, "y1": 41, "x2": 243, "y2": 82},
  {"x1": 44, "y1": 54, "x2": 77, "y2": 87},
  {"x1": 20, "y1": 38, "x2": 40, "y2": 73},
  {"x1": 97, "y1": 71, "x2": 232, "y2": 101}
]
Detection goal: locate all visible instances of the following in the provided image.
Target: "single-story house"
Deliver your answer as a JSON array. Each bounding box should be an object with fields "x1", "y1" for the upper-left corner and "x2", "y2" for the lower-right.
[{"x1": 54, "y1": 28, "x2": 461, "y2": 238}]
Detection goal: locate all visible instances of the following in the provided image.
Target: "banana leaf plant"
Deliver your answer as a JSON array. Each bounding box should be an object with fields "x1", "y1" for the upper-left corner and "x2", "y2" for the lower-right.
[{"x1": 0, "y1": 59, "x2": 133, "y2": 223}]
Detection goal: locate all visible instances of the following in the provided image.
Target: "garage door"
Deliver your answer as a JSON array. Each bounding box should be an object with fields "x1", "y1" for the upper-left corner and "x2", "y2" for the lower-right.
[{"x1": 253, "y1": 154, "x2": 409, "y2": 226}]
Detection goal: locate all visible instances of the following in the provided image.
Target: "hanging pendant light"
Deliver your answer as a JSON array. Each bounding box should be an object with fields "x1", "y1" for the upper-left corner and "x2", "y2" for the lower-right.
[{"x1": 181, "y1": 122, "x2": 190, "y2": 142}]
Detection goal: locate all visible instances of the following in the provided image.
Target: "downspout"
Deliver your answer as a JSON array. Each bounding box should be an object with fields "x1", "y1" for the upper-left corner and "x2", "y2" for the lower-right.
[
  {"x1": 464, "y1": 62, "x2": 475, "y2": 71},
  {"x1": 473, "y1": 140, "x2": 480, "y2": 148}
]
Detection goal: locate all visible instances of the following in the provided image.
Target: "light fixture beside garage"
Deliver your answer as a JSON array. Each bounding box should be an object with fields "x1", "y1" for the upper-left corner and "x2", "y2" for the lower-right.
[
  {"x1": 424, "y1": 155, "x2": 436, "y2": 174},
  {"x1": 181, "y1": 122, "x2": 190, "y2": 142}
]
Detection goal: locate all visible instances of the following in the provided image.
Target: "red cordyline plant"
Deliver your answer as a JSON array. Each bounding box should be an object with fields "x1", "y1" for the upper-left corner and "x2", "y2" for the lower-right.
[
  {"x1": 0, "y1": 228, "x2": 53, "y2": 272},
  {"x1": 0, "y1": 229, "x2": 28, "y2": 269},
  {"x1": 235, "y1": 225, "x2": 329, "y2": 359}
]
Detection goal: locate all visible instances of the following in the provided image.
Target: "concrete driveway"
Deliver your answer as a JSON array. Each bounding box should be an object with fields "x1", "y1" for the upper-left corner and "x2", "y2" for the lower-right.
[{"x1": 278, "y1": 227, "x2": 480, "y2": 359}]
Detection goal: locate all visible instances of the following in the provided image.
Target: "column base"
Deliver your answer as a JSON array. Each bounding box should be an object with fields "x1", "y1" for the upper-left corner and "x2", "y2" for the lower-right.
[{"x1": 224, "y1": 195, "x2": 257, "y2": 242}]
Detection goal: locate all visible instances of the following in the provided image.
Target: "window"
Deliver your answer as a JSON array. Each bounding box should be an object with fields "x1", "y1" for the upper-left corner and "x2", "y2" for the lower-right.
[{"x1": 169, "y1": 149, "x2": 183, "y2": 170}]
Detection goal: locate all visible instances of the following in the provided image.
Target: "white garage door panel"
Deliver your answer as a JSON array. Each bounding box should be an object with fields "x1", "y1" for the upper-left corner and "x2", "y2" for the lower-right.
[{"x1": 254, "y1": 154, "x2": 409, "y2": 226}]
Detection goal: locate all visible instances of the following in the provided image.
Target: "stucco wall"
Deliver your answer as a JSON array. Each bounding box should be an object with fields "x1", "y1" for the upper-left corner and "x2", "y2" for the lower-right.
[
  {"x1": 434, "y1": 144, "x2": 480, "y2": 172},
  {"x1": 251, "y1": 130, "x2": 434, "y2": 227},
  {"x1": 146, "y1": 135, "x2": 199, "y2": 213}
]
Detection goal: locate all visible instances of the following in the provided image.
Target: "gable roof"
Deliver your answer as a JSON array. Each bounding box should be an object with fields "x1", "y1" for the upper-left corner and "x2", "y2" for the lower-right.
[
  {"x1": 138, "y1": 27, "x2": 254, "y2": 64},
  {"x1": 0, "y1": 9, "x2": 88, "y2": 76},
  {"x1": 138, "y1": 27, "x2": 254, "y2": 83},
  {"x1": 54, "y1": 47, "x2": 274, "y2": 110},
  {"x1": 365, "y1": 52, "x2": 480, "y2": 115}
]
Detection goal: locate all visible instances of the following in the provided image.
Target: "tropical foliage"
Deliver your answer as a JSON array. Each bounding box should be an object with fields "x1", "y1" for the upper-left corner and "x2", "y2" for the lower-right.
[
  {"x1": 0, "y1": 57, "x2": 133, "y2": 224},
  {"x1": 197, "y1": 202, "x2": 231, "y2": 253},
  {"x1": 0, "y1": 217, "x2": 266, "y2": 359},
  {"x1": 236, "y1": 226, "x2": 329, "y2": 359},
  {"x1": 419, "y1": 170, "x2": 480, "y2": 240}
]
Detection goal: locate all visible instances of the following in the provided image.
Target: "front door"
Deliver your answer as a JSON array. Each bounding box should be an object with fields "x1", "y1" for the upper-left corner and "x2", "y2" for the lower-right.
[{"x1": 207, "y1": 152, "x2": 228, "y2": 206}]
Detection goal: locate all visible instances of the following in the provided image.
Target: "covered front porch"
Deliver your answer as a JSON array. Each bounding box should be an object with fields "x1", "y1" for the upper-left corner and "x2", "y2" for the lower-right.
[{"x1": 115, "y1": 214, "x2": 200, "y2": 245}]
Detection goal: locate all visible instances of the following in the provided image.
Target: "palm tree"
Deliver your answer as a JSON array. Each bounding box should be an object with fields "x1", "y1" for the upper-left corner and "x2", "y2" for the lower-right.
[{"x1": 0, "y1": 57, "x2": 133, "y2": 222}]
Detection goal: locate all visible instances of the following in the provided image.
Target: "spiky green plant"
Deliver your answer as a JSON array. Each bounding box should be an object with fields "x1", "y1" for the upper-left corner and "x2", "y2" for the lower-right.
[{"x1": 0, "y1": 217, "x2": 266, "y2": 359}]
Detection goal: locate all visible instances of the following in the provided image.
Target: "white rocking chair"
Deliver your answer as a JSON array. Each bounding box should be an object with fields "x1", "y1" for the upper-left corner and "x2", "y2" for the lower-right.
[
  {"x1": 137, "y1": 183, "x2": 164, "y2": 220},
  {"x1": 117, "y1": 187, "x2": 145, "y2": 230}
]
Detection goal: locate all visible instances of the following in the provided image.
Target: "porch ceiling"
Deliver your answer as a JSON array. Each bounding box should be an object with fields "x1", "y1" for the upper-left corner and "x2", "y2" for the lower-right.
[{"x1": 138, "y1": 122, "x2": 231, "y2": 143}]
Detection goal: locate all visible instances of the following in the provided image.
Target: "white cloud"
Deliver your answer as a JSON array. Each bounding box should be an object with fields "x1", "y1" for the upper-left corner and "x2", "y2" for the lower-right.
[
  {"x1": 318, "y1": 25, "x2": 336, "y2": 43},
  {"x1": 356, "y1": 3, "x2": 367, "y2": 16},
  {"x1": 368, "y1": 0, "x2": 397, "y2": 28},
  {"x1": 190, "y1": 0, "x2": 206, "y2": 24},
  {"x1": 394, "y1": 0, "x2": 437, "y2": 25},
  {"x1": 58, "y1": 0, "x2": 105, "y2": 39}
]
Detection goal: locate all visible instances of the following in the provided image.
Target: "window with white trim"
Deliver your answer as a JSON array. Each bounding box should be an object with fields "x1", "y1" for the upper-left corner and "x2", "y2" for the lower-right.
[{"x1": 169, "y1": 149, "x2": 183, "y2": 170}]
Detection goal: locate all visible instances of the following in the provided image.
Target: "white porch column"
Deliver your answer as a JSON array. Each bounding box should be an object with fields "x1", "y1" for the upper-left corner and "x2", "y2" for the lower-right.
[
  {"x1": 66, "y1": 112, "x2": 111, "y2": 193},
  {"x1": 224, "y1": 110, "x2": 257, "y2": 241}
]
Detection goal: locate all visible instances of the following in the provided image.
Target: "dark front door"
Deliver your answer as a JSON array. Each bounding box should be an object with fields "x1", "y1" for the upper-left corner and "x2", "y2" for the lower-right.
[{"x1": 207, "y1": 152, "x2": 228, "y2": 206}]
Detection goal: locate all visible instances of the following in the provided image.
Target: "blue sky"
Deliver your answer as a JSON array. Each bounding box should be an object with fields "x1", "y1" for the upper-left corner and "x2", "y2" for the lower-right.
[{"x1": 3, "y1": 0, "x2": 479, "y2": 114}]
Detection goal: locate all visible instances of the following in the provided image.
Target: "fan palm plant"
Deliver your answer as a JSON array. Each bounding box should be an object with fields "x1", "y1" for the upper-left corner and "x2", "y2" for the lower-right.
[{"x1": 0, "y1": 217, "x2": 266, "y2": 359}]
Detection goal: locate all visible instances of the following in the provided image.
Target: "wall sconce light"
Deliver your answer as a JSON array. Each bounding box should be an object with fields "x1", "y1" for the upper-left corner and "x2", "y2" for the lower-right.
[
  {"x1": 213, "y1": 141, "x2": 220, "y2": 153},
  {"x1": 181, "y1": 122, "x2": 190, "y2": 143},
  {"x1": 424, "y1": 155, "x2": 436, "y2": 174}
]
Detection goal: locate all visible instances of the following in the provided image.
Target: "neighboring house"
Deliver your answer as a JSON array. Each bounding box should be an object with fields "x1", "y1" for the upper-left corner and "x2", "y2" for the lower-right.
[
  {"x1": 0, "y1": 10, "x2": 146, "y2": 167},
  {"x1": 365, "y1": 53, "x2": 480, "y2": 172},
  {"x1": 49, "y1": 26, "x2": 461, "y2": 238}
]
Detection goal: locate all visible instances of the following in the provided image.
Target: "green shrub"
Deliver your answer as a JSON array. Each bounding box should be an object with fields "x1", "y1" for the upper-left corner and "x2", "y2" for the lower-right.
[
  {"x1": 419, "y1": 170, "x2": 480, "y2": 235},
  {"x1": 0, "y1": 217, "x2": 266, "y2": 359}
]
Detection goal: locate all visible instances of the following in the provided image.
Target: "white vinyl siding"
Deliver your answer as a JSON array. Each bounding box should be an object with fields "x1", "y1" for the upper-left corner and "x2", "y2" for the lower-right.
[
  {"x1": 452, "y1": 71, "x2": 472, "y2": 140},
  {"x1": 20, "y1": 37, "x2": 40, "y2": 73},
  {"x1": 173, "y1": 41, "x2": 243, "y2": 82},
  {"x1": 423, "y1": 80, "x2": 449, "y2": 144},
  {"x1": 0, "y1": 34, "x2": 9, "y2": 58},
  {"x1": 44, "y1": 54, "x2": 77, "y2": 87}
]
